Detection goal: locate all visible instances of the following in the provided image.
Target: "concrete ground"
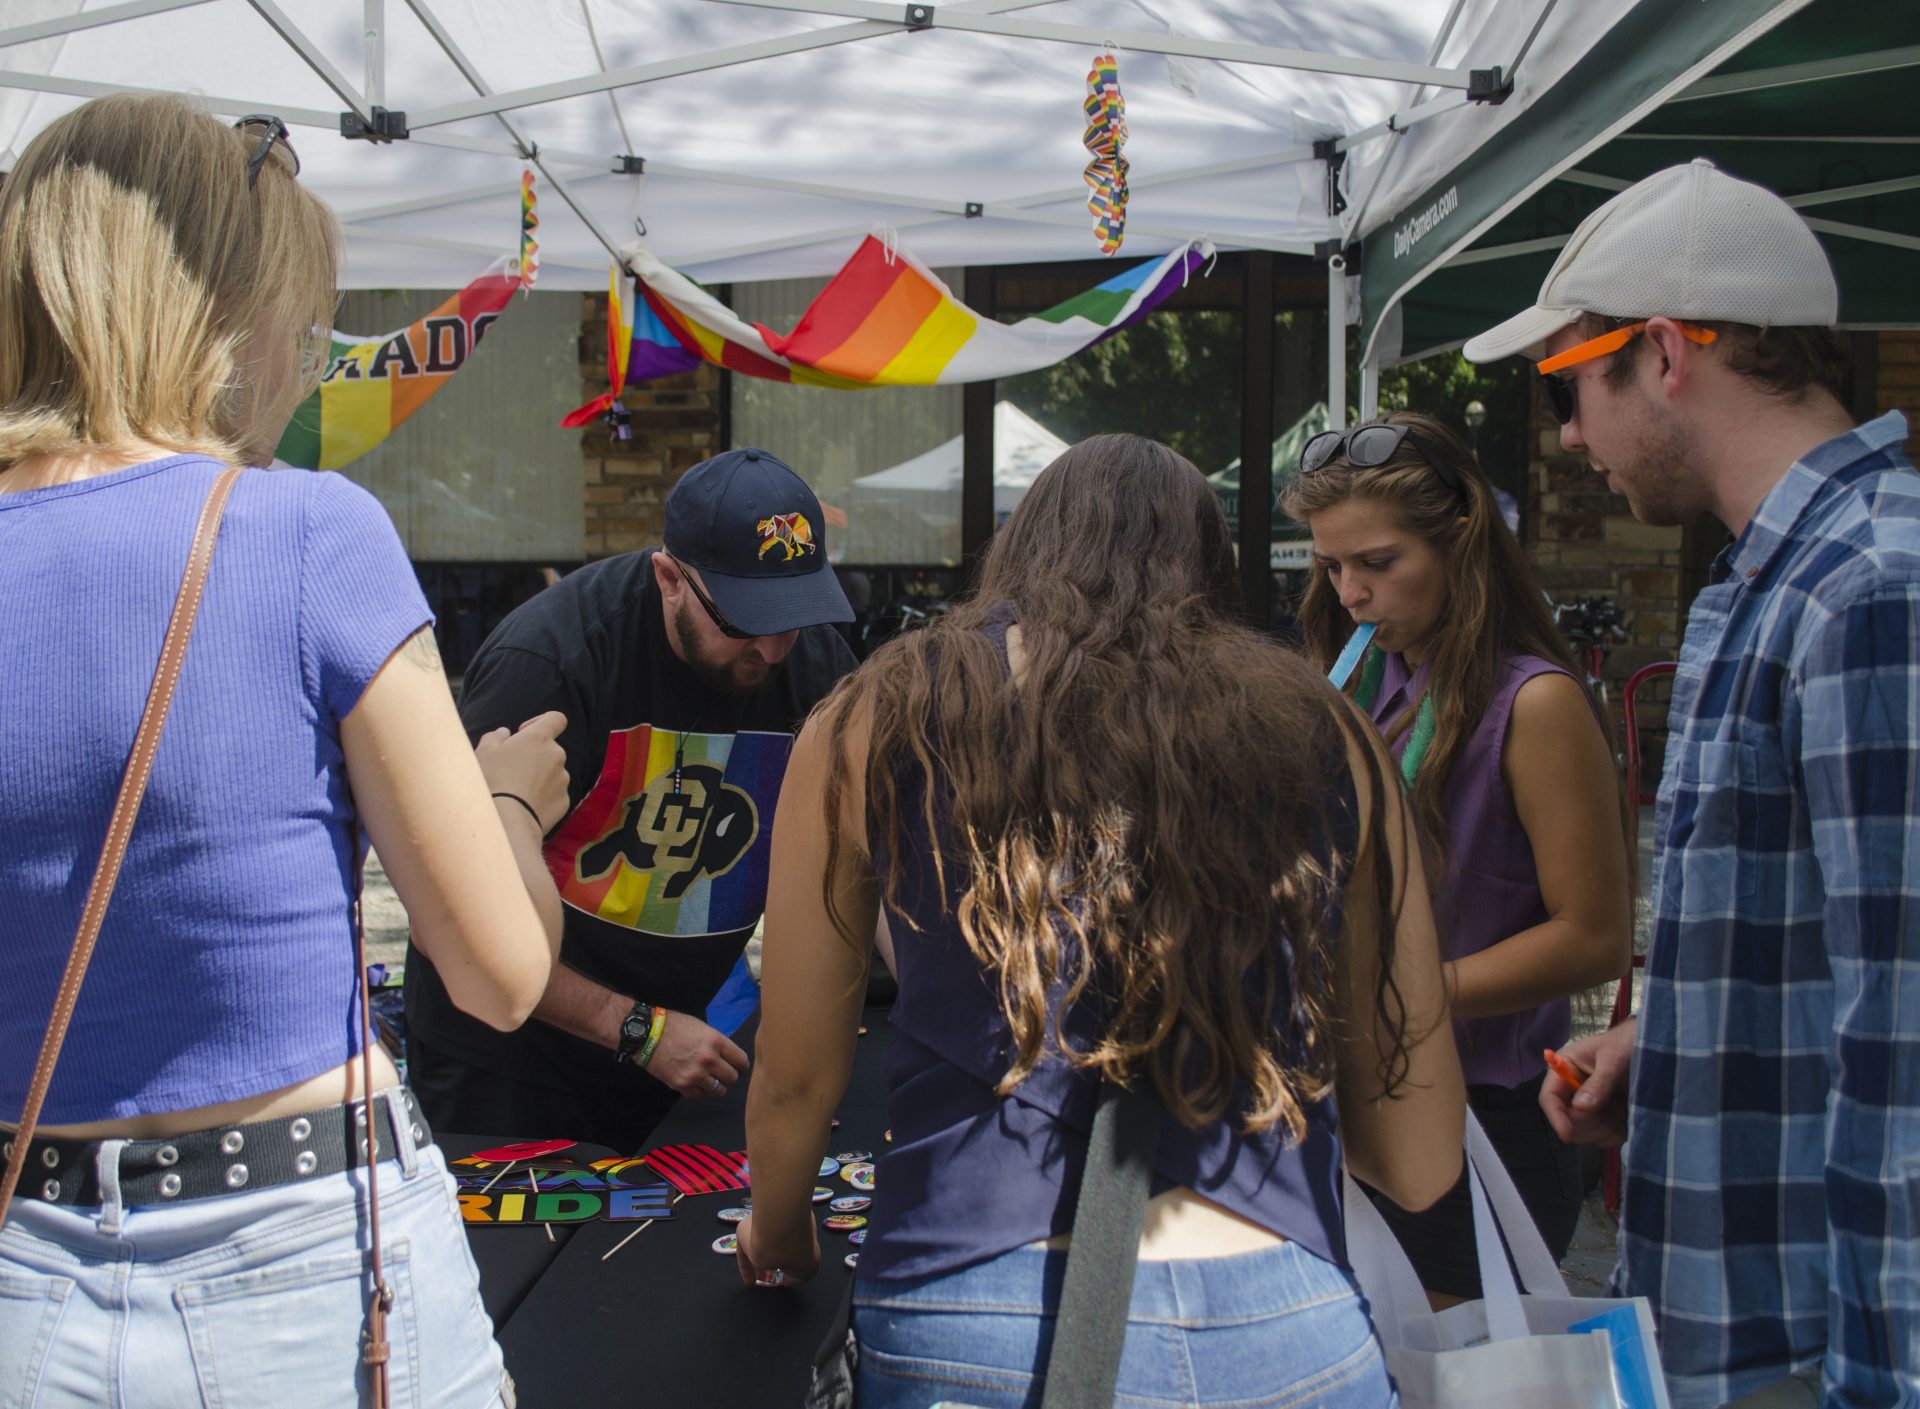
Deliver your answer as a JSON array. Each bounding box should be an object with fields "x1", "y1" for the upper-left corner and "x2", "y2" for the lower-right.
[{"x1": 360, "y1": 825, "x2": 1654, "y2": 1296}]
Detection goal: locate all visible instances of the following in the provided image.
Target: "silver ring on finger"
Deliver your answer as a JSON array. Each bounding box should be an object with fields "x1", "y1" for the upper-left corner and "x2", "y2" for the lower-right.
[{"x1": 707, "y1": 1076, "x2": 721, "y2": 1096}]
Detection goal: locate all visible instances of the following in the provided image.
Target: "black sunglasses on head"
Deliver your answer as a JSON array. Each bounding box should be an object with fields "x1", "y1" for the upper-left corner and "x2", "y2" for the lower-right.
[
  {"x1": 669, "y1": 555, "x2": 755, "y2": 640},
  {"x1": 1299, "y1": 423, "x2": 1471, "y2": 504},
  {"x1": 232, "y1": 114, "x2": 299, "y2": 190}
]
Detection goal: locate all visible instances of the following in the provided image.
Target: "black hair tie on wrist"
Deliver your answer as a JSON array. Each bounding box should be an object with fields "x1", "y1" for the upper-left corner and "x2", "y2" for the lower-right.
[{"x1": 490, "y1": 791, "x2": 544, "y2": 832}]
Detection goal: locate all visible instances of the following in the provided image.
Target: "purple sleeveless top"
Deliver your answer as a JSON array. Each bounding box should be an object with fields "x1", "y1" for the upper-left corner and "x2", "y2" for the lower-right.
[
  {"x1": 856, "y1": 614, "x2": 1353, "y2": 1281},
  {"x1": 1367, "y1": 652, "x2": 1574, "y2": 1089}
]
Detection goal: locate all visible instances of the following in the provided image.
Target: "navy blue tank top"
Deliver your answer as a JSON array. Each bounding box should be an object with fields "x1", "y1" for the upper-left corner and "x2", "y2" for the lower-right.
[{"x1": 856, "y1": 612, "x2": 1356, "y2": 1281}]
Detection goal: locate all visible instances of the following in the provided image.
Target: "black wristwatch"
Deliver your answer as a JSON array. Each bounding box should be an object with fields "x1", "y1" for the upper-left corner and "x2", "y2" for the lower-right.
[{"x1": 615, "y1": 1000, "x2": 654, "y2": 1064}]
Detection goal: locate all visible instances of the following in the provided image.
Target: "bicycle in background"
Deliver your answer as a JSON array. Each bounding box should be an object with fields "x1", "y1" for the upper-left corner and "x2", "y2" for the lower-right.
[{"x1": 1553, "y1": 595, "x2": 1628, "y2": 715}]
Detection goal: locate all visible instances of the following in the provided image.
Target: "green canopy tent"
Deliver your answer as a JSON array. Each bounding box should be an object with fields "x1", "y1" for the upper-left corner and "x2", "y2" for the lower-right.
[
  {"x1": 1208, "y1": 401, "x2": 1333, "y2": 539},
  {"x1": 1354, "y1": 0, "x2": 1920, "y2": 369}
]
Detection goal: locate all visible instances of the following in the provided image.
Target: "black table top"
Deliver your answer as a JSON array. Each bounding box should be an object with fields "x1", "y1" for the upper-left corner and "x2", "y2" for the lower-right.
[
  {"x1": 465, "y1": 1010, "x2": 893, "y2": 1406},
  {"x1": 440, "y1": 1131, "x2": 621, "y2": 1332}
]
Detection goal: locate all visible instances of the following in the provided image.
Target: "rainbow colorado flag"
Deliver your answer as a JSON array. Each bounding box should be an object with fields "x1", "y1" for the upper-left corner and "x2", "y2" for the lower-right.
[
  {"x1": 277, "y1": 258, "x2": 521, "y2": 469},
  {"x1": 576, "y1": 235, "x2": 1209, "y2": 406}
]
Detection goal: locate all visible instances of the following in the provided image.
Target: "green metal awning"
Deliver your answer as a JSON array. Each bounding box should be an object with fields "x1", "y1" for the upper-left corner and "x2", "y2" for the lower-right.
[{"x1": 1361, "y1": 0, "x2": 1920, "y2": 364}]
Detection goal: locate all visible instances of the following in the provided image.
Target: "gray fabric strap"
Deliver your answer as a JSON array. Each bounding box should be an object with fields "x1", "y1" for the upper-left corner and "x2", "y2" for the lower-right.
[{"x1": 1039, "y1": 1082, "x2": 1162, "y2": 1409}]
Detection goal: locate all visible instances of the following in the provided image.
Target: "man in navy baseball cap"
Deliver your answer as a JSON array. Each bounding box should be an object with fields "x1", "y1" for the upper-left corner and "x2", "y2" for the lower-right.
[
  {"x1": 404, "y1": 446, "x2": 860, "y2": 1155},
  {"x1": 662, "y1": 447, "x2": 853, "y2": 638}
]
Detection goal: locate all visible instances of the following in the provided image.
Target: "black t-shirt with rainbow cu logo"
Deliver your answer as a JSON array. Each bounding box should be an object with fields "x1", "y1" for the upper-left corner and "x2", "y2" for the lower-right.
[{"x1": 403, "y1": 547, "x2": 856, "y2": 1091}]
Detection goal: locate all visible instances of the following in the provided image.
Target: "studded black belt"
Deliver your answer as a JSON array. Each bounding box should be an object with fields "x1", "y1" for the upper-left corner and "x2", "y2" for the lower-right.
[{"x1": 6, "y1": 1087, "x2": 433, "y2": 1208}]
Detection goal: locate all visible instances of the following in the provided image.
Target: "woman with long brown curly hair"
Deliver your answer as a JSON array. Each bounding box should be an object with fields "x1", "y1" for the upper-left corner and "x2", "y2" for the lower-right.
[
  {"x1": 1283, "y1": 411, "x2": 1631, "y2": 1305},
  {"x1": 736, "y1": 433, "x2": 1465, "y2": 1408}
]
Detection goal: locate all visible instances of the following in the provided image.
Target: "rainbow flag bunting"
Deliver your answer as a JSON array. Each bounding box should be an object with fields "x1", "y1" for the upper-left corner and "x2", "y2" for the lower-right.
[
  {"x1": 1082, "y1": 53, "x2": 1130, "y2": 255},
  {"x1": 518, "y1": 168, "x2": 540, "y2": 290},
  {"x1": 276, "y1": 258, "x2": 521, "y2": 470},
  {"x1": 562, "y1": 234, "x2": 1208, "y2": 421}
]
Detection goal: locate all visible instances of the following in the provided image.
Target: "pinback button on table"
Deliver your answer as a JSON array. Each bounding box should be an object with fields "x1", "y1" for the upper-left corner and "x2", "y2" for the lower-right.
[
  {"x1": 717, "y1": 1207, "x2": 751, "y2": 1223},
  {"x1": 811, "y1": 1186, "x2": 833, "y2": 1203},
  {"x1": 844, "y1": 1253, "x2": 859, "y2": 1270},
  {"x1": 818, "y1": 1156, "x2": 841, "y2": 1177},
  {"x1": 847, "y1": 1229, "x2": 866, "y2": 1246},
  {"x1": 829, "y1": 1195, "x2": 870, "y2": 1213},
  {"x1": 831, "y1": 1150, "x2": 872, "y2": 1164},
  {"x1": 822, "y1": 1214, "x2": 867, "y2": 1232},
  {"x1": 712, "y1": 1233, "x2": 738, "y2": 1254}
]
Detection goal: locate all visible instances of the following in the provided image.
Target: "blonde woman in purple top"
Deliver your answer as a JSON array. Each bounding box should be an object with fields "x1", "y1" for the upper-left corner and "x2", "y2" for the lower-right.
[
  {"x1": 0, "y1": 96, "x2": 564, "y2": 1405},
  {"x1": 1283, "y1": 411, "x2": 1632, "y2": 1304}
]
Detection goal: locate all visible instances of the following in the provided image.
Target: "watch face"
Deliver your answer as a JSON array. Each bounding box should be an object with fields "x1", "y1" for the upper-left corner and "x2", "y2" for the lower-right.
[{"x1": 621, "y1": 1010, "x2": 651, "y2": 1043}]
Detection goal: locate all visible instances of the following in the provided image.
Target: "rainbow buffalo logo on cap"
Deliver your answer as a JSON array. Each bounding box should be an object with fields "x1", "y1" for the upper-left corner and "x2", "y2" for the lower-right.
[{"x1": 756, "y1": 511, "x2": 816, "y2": 561}]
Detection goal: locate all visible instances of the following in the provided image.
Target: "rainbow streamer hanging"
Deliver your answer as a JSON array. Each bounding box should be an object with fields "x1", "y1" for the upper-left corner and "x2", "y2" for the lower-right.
[
  {"x1": 561, "y1": 233, "x2": 1208, "y2": 420},
  {"x1": 1082, "y1": 53, "x2": 1129, "y2": 255},
  {"x1": 559, "y1": 264, "x2": 636, "y2": 440},
  {"x1": 276, "y1": 258, "x2": 521, "y2": 470},
  {"x1": 518, "y1": 168, "x2": 540, "y2": 291}
]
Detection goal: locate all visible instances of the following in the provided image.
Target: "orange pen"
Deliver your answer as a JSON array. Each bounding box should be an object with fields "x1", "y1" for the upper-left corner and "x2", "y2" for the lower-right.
[{"x1": 1542, "y1": 1047, "x2": 1588, "y2": 1091}]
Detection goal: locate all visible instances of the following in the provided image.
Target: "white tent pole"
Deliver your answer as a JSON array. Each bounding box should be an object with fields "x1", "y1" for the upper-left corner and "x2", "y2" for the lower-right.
[
  {"x1": 402, "y1": 0, "x2": 630, "y2": 265},
  {"x1": 1427, "y1": 0, "x2": 1470, "y2": 65},
  {"x1": 1359, "y1": 356, "x2": 1381, "y2": 421},
  {"x1": 1617, "y1": 132, "x2": 1920, "y2": 145},
  {"x1": 1504, "y1": 0, "x2": 1559, "y2": 85},
  {"x1": 410, "y1": 21, "x2": 902, "y2": 128},
  {"x1": 337, "y1": 168, "x2": 608, "y2": 224},
  {"x1": 979, "y1": 205, "x2": 1313, "y2": 253},
  {"x1": 1336, "y1": 90, "x2": 1470, "y2": 154},
  {"x1": 338, "y1": 224, "x2": 606, "y2": 272},
  {"x1": 1673, "y1": 43, "x2": 1920, "y2": 104},
  {"x1": 0, "y1": 70, "x2": 336, "y2": 126},
  {"x1": 1327, "y1": 253, "x2": 1348, "y2": 431},
  {"x1": 363, "y1": 0, "x2": 384, "y2": 111},
  {"x1": 0, "y1": 0, "x2": 216, "y2": 49},
  {"x1": 1561, "y1": 164, "x2": 1920, "y2": 213},
  {"x1": 245, "y1": 0, "x2": 372, "y2": 126},
  {"x1": 1802, "y1": 216, "x2": 1920, "y2": 254},
  {"x1": 406, "y1": 0, "x2": 1054, "y2": 129},
  {"x1": 702, "y1": 0, "x2": 1472, "y2": 89},
  {"x1": 688, "y1": 214, "x2": 952, "y2": 267}
]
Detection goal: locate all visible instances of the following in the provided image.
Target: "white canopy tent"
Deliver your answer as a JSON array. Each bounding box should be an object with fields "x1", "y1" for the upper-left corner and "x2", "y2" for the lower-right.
[
  {"x1": 2, "y1": 0, "x2": 1518, "y2": 295},
  {"x1": 844, "y1": 399, "x2": 1065, "y2": 562}
]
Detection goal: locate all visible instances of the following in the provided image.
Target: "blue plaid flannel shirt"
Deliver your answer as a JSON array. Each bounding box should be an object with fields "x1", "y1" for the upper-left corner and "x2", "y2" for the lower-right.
[{"x1": 1615, "y1": 412, "x2": 1920, "y2": 1409}]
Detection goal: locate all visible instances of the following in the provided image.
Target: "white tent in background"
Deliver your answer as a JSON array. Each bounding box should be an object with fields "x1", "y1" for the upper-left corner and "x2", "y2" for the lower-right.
[{"x1": 844, "y1": 401, "x2": 1066, "y2": 564}]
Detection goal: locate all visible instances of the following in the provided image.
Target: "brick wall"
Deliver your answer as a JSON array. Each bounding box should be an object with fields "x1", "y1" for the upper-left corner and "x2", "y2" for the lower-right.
[
  {"x1": 577, "y1": 292, "x2": 723, "y2": 558},
  {"x1": 1524, "y1": 405, "x2": 1685, "y2": 787},
  {"x1": 1876, "y1": 330, "x2": 1920, "y2": 462}
]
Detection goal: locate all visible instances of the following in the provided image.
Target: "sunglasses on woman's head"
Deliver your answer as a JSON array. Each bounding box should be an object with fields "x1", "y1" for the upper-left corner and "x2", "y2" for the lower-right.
[
  {"x1": 668, "y1": 555, "x2": 755, "y2": 640},
  {"x1": 232, "y1": 114, "x2": 299, "y2": 190},
  {"x1": 1299, "y1": 423, "x2": 1470, "y2": 505}
]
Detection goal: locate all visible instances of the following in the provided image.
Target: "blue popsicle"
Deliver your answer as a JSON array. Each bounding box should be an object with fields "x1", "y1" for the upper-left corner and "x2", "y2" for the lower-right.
[{"x1": 1327, "y1": 621, "x2": 1377, "y2": 689}]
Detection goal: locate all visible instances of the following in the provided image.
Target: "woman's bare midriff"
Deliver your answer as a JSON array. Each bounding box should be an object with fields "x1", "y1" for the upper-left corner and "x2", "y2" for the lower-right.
[
  {"x1": 1040, "y1": 1185, "x2": 1286, "y2": 1260},
  {"x1": 15, "y1": 1049, "x2": 403, "y2": 1141}
]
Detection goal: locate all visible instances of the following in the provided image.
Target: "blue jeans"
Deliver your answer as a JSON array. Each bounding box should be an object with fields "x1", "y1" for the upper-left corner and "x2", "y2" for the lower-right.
[
  {"x1": 852, "y1": 1240, "x2": 1398, "y2": 1408},
  {"x1": 0, "y1": 1113, "x2": 509, "y2": 1408}
]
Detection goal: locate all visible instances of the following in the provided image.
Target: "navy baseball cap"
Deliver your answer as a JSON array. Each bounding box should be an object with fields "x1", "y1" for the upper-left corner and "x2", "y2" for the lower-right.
[{"x1": 662, "y1": 448, "x2": 853, "y2": 636}]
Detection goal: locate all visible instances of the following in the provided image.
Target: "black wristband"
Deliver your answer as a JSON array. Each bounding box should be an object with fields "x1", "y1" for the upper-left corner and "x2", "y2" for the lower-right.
[{"x1": 490, "y1": 791, "x2": 544, "y2": 832}]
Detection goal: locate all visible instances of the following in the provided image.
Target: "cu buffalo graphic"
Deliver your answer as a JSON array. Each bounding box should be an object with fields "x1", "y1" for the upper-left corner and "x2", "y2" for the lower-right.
[
  {"x1": 576, "y1": 762, "x2": 758, "y2": 901},
  {"x1": 755, "y1": 512, "x2": 816, "y2": 561}
]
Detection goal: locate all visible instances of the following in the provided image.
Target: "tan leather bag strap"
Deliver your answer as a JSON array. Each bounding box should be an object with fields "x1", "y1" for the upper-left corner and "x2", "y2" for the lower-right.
[
  {"x1": 0, "y1": 466, "x2": 243, "y2": 1228},
  {"x1": 354, "y1": 836, "x2": 395, "y2": 1409}
]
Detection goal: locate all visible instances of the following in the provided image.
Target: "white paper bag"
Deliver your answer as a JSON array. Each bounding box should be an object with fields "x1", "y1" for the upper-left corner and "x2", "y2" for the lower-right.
[{"x1": 1344, "y1": 1113, "x2": 1671, "y2": 1409}]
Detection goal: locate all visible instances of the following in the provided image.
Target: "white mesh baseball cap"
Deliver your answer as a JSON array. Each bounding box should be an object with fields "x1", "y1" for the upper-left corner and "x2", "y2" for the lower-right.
[{"x1": 1462, "y1": 159, "x2": 1838, "y2": 363}]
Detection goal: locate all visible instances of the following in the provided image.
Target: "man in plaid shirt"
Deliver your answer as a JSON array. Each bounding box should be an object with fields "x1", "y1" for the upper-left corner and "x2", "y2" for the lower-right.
[{"x1": 1466, "y1": 161, "x2": 1919, "y2": 1408}]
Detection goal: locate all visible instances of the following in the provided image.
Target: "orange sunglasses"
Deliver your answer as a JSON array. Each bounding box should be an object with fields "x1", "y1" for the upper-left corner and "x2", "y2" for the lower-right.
[{"x1": 1535, "y1": 319, "x2": 1717, "y2": 375}]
